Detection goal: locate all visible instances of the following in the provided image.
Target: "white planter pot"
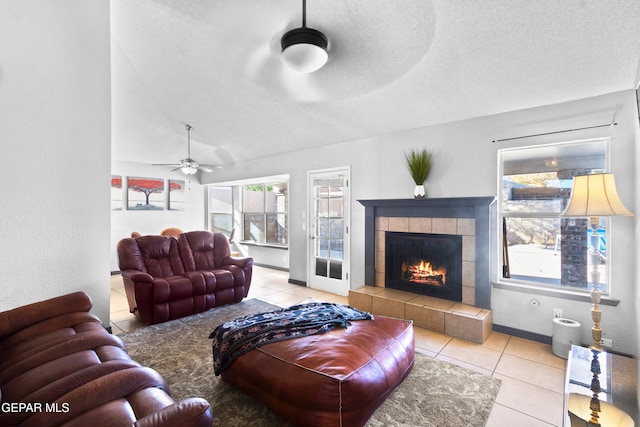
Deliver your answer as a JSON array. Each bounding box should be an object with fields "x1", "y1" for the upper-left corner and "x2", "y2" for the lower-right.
[{"x1": 414, "y1": 184, "x2": 426, "y2": 199}]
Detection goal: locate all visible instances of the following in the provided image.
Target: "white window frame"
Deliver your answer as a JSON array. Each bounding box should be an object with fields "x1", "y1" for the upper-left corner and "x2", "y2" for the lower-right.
[
  {"x1": 497, "y1": 138, "x2": 611, "y2": 295},
  {"x1": 241, "y1": 181, "x2": 288, "y2": 247}
]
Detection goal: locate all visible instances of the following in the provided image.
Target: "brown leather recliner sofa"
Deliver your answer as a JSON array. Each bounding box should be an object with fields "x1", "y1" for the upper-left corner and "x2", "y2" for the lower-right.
[
  {"x1": 117, "y1": 230, "x2": 253, "y2": 325},
  {"x1": 0, "y1": 291, "x2": 212, "y2": 427}
]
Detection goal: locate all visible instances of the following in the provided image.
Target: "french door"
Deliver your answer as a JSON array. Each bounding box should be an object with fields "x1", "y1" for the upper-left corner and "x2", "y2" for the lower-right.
[{"x1": 307, "y1": 167, "x2": 350, "y2": 296}]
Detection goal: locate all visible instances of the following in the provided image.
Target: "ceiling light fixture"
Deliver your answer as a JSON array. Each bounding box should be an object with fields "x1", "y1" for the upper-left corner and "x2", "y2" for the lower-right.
[
  {"x1": 180, "y1": 165, "x2": 198, "y2": 175},
  {"x1": 180, "y1": 125, "x2": 198, "y2": 175},
  {"x1": 152, "y1": 124, "x2": 222, "y2": 175},
  {"x1": 281, "y1": 0, "x2": 328, "y2": 73}
]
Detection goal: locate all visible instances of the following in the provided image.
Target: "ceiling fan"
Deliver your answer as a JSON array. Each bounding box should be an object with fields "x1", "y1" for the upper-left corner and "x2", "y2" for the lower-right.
[{"x1": 153, "y1": 124, "x2": 221, "y2": 175}]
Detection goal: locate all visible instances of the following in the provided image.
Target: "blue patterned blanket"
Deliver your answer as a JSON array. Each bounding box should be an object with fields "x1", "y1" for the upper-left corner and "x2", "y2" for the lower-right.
[{"x1": 209, "y1": 302, "x2": 373, "y2": 375}]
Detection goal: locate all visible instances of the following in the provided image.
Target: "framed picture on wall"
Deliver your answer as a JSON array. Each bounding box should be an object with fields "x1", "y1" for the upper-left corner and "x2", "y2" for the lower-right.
[
  {"x1": 169, "y1": 179, "x2": 185, "y2": 211},
  {"x1": 127, "y1": 177, "x2": 165, "y2": 210},
  {"x1": 111, "y1": 175, "x2": 123, "y2": 210}
]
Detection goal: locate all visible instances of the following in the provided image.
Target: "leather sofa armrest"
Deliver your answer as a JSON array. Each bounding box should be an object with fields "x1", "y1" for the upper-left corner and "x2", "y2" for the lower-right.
[
  {"x1": 0, "y1": 292, "x2": 92, "y2": 339},
  {"x1": 134, "y1": 398, "x2": 213, "y2": 427},
  {"x1": 221, "y1": 255, "x2": 253, "y2": 270},
  {"x1": 120, "y1": 270, "x2": 157, "y2": 324},
  {"x1": 121, "y1": 270, "x2": 155, "y2": 284}
]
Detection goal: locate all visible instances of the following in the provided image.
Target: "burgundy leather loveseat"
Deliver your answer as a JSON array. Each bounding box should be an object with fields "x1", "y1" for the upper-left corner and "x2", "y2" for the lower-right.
[
  {"x1": 0, "y1": 291, "x2": 212, "y2": 427},
  {"x1": 117, "y1": 230, "x2": 253, "y2": 325}
]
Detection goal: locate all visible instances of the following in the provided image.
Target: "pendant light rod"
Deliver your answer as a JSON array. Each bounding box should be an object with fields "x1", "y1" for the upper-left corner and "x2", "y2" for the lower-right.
[
  {"x1": 186, "y1": 124, "x2": 192, "y2": 158},
  {"x1": 302, "y1": 0, "x2": 306, "y2": 27}
]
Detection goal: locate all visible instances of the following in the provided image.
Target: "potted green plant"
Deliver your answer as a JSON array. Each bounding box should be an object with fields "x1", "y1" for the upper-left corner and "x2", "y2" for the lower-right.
[{"x1": 404, "y1": 148, "x2": 432, "y2": 198}]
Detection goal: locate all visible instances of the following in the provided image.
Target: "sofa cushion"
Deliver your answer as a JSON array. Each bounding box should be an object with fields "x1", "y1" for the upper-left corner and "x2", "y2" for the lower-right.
[
  {"x1": 137, "y1": 236, "x2": 185, "y2": 277},
  {"x1": 116, "y1": 237, "x2": 147, "y2": 272},
  {"x1": 1, "y1": 331, "x2": 127, "y2": 385},
  {"x1": 178, "y1": 231, "x2": 230, "y2": 271},
  {"x1": 0, "y1": 292, "x2": 94, "y2": 341}
]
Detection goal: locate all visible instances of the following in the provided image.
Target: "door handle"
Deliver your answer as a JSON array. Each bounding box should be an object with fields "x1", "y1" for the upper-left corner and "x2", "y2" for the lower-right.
[{"x1": 309, "y1": 235, "x2": 315, "y2": 239}]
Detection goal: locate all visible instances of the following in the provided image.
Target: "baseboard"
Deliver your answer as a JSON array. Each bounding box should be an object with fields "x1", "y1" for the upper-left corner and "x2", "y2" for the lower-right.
[
  {"x1": 492, "y1": 324, "x2": 636, "y2": 357},
  {"x1": 492, "y1": 324, "x2": 552, "y2": 345},
  {"x1": 288, "y1": 278, "x2": 306, "y2": 287},
  {"x1": 253, "y1": 263, "x2": 289, "y2": 272},
  {"x1": 250, "y1": 263, "x2": 304, "y2": 286}
]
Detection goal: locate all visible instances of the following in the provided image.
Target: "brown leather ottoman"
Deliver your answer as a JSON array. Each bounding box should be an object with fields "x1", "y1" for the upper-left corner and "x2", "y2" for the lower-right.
[{"x1": 220, "y1": 315, "x2": 415, "y2": 427}]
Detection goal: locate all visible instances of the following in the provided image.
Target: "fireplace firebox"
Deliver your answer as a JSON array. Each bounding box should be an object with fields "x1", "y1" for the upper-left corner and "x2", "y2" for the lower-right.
[{"x1": 385, "y1": 232, "x2": 463, "y2": 302}]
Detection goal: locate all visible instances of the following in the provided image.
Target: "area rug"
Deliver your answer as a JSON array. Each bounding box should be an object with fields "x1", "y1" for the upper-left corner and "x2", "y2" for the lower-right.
[{"x1": 120, "y1": 299, "x2": 501, "y2": 426}]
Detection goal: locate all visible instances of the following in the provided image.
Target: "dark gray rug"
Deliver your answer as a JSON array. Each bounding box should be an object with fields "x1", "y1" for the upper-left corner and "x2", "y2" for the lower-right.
[{"x1": 120, "y1": 299, "x2": 501, "y2": 426}]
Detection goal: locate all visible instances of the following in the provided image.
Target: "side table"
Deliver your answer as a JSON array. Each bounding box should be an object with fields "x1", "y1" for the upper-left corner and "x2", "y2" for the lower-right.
[{"x1": 564, "y1": 345, "x2": 638, "y2": 426}]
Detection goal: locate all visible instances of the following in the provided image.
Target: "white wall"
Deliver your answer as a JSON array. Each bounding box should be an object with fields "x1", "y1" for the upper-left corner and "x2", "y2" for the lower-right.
[
  {"x1": 110, "y1": 160, "x2": 207, "y2": 271},
  {"x1": 204, "y1": 90, "x2": 638, "y2": 355},
  {"x1": 0, "y1": 1, "x2": 111, "y2": 324},
  {"x1": 235, "y1": 244, "x2": 290, "y2": 270}
]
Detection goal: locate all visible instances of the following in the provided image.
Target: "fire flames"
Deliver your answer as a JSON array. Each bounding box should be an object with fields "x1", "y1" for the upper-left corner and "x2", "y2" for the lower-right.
[{"x1": 401, "y1": 260, "x2": 447, "y2": 286}]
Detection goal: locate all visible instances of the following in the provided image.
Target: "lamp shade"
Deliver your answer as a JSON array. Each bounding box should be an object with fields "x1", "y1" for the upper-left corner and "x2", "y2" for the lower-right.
[
  {"x1": 561, "y1": 173, "x2": 633, "y2": 217},
  {"x1": 281, "y1": 27, "x2": 328, "y2": 73}
]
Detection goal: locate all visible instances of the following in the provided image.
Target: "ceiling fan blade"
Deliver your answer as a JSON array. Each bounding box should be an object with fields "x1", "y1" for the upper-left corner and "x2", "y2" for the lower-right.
[
  {"x1": 152, "y1": 163, "x2": 182, "y2": 167},
  {"x1": 197, "y1": 166, "x2": 215, "y2": 173}
]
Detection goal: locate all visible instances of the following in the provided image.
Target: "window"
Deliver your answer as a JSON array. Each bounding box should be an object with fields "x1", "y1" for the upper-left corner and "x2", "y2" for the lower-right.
[
  {"x1": 242, "y1": 182, "x2": 288, "y2": 245},
  {"x1": 209, "y1": 187, "x2": 233, "y2": 235},
  {"x1": 499, "y1": 138, "x2": 608, "y2": 292}
]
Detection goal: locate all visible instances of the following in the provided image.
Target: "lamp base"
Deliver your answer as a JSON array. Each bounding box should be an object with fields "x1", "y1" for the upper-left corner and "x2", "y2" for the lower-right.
[{"x1": 587, "y1": 220, "x2": 604, "y2": 350}]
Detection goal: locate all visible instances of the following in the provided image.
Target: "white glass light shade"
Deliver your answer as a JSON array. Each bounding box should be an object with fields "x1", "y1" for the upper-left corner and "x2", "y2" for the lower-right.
[
  {"x1": 561, "y1": 173, "x2": 633, "y2": 217},
  {"x1": 281, "y1": 27, "x2": 328, "y2": 73},
  {"x1": 181, "y1": 166, "x2": 197, "y2": 175},
  {"x1": 282, "y1": 43, "x2": 328, "y2": 73}
]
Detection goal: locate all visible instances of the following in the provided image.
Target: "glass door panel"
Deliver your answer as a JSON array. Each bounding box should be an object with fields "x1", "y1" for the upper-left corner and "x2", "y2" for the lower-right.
[{"x1": 307, "y1": 169, "x2": 350, "y2": 295}]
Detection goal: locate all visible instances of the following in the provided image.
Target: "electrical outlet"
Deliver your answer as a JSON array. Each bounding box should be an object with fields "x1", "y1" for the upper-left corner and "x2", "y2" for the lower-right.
[
  {"x1": 553, "y1": 308, "x2": 563, "y2": 318},
  {"x1": 600, "y1": 338, "x2": 613, "y2": 348}
]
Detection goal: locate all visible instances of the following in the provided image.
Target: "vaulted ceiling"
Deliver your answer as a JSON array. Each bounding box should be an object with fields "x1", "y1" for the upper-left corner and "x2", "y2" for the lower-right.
[{"x1": 110, "y1": 0, "x2": 640, "y2": 169}]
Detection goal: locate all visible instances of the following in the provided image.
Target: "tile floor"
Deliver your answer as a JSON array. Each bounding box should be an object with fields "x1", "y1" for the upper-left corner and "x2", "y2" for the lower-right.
[{"x1": 110, "y1": 266, "x2": 567, "y2": 427}]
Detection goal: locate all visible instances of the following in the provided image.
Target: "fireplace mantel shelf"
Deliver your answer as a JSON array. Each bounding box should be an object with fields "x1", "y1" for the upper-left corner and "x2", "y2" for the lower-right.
[{"x1": 359, "y1": 196, "x2": 496, "y2": 208}]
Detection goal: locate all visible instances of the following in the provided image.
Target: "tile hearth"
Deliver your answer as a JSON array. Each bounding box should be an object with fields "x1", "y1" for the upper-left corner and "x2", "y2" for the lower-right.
[{"x1": 349, "y1": 286, "x2": 492, "y2": 344}]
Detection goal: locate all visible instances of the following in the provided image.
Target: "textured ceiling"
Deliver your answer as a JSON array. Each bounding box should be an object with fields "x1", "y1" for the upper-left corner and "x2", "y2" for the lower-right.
[{"x1": 110, "y1": 0, "x2": 640, "y2": 168}]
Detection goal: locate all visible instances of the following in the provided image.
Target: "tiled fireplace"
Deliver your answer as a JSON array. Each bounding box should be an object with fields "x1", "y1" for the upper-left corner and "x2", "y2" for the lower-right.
[
  {"x1": 384, "y1": 231, "x2": 463, "y2": 301},
  {"x1": 377, "y1": 217, "x2": 472, "y2": 304},
  {"x1": 350, "y1": 197, "x2": 496, "y2": 343}
]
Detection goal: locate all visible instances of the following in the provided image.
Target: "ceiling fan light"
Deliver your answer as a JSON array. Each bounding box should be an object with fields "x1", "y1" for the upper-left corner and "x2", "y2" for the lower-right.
[
  {"x1": 281, "y1": 27, "x2": 328, "y2": 73},
  {"x1": 181, "y1": 166, "x2": 198, "y2": 175}
]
